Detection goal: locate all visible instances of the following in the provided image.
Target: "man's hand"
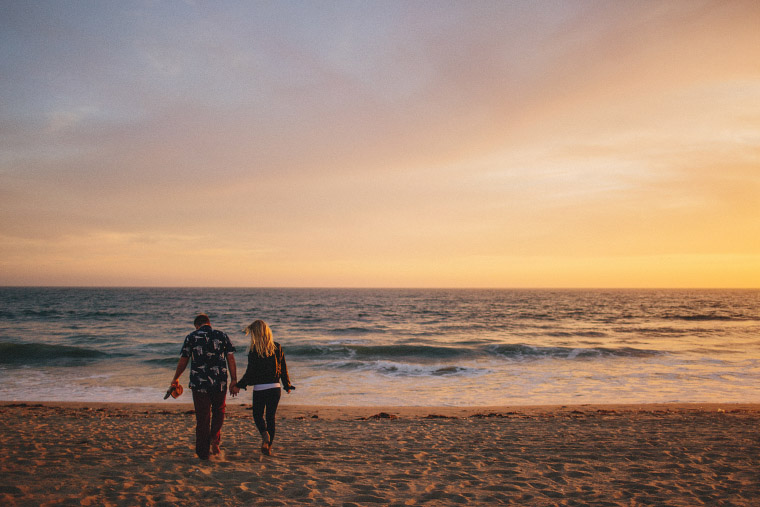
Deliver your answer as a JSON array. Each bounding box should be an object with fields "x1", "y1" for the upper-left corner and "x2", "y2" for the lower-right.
[{"x1": 230, "y1": 384, "x2": 240, "y2": 397}]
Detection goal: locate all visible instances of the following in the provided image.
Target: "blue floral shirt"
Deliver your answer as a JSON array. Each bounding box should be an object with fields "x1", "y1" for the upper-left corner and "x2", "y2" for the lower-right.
[{"x1": 180, "y1": 325, "x2": 236, "y2": 393}]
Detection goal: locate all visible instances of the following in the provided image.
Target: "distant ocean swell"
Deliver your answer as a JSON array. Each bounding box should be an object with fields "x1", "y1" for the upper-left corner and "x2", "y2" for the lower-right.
[
  {"x1": 0, "y1": 309, "x2": 140, "y2": 320},
  {"x1": 3, "y1": 311, "x2": 755, "y2": 326},
  {"x1": 0, "y1": 342, "x2": 112, "y2": 365}
]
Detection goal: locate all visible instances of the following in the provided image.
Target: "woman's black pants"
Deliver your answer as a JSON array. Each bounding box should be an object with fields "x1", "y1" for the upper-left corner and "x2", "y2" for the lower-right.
[{"x1": 252, "y1": 387, "x2": 281, "y2": 442}]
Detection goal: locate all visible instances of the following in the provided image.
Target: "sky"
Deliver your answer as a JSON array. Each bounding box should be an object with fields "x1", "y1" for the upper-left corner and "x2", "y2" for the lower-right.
[{"x1": 1, "y1": 0, "x2": 759, "y2": 288}]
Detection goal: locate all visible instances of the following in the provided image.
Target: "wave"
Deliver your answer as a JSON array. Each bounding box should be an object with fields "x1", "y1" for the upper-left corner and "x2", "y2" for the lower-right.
[
  {"x1": 3, "y1": 309, "x2": 139, "y2": 321},
  {"x1": 327, "y1": 326, "x2": 388, "y2": 335},
  {"x1": 545, "y1": 331, "x2": 608, "y2": 338},
  {"x1": 322, "y1": 359, "x2": 489, "y2": 377},
  {"x1": 1, "y1": 309, "x2": 62, "y2": 319},
  {"x1": 140, "y1": 342, "x2": 182, "y2": 354},
  {"x1": 288, "y1": 343, "x2": 664, "y2": 362},
  {"x1": 0, "y1": 342, "x2": 110, "y2": 366},
  {"x1": 144, "y1": 357, "x2": 179, "y2": 367},
  {"x1": 288, "y1": 344, "x2": 468, "y2": 360},
  {"x1": 616, "y1": 326, "x2": 696, "y2": 336},
  {"x1": 486, "y1": 344, "x2": 663, "y2": 359},
  {"x1": 662, "y1": 314, "x2": 750, "y2": 322}
]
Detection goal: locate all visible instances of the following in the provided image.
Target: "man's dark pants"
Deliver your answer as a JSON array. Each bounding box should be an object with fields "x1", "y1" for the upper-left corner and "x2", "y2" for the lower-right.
[{"x1": 191, "y1": 387, "x2": 227, "y2": 460}]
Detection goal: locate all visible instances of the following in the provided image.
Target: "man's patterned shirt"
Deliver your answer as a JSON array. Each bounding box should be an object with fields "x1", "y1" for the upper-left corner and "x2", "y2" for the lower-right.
[{"x1": 180, "y1": 325, "x2": 236, "y2": 392}]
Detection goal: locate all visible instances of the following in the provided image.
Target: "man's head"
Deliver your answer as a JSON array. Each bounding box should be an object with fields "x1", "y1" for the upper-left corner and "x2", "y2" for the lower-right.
[{"x1": 194, "y1": 314, "x2": 211, "y2": 329}]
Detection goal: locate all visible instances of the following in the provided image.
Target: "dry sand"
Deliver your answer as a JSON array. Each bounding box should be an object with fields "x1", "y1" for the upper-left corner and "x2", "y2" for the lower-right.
[{"x1": 1, "y1": 401, "x2": 758, "y2": 506}]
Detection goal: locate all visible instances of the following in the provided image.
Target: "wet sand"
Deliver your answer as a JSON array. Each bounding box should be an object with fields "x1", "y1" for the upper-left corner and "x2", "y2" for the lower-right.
[{"x1": 1, "y1": 402, "x2": 758, "y2": 506}]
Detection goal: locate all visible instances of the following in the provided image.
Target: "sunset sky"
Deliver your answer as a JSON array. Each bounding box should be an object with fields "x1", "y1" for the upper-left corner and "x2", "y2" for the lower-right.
[{"x1": 1, "y1": 1, "x2": 759, "y2": 288}]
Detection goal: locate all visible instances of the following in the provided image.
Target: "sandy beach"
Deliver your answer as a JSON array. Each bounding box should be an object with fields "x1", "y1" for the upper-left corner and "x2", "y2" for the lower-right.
[{"x1": 1, "y1": 402, "x2": 758, "y2": 506}]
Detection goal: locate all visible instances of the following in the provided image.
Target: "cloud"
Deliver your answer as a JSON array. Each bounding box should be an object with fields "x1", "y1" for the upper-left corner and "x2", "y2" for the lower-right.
[{"x1": 1, "y1": 1, "x2": 759, "y2": 286}]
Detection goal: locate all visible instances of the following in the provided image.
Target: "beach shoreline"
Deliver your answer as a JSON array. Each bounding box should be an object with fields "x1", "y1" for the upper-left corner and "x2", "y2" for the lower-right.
[
  {"x1": 2, "y1": 401, "x2": 758, "y2": 506},
  {"x1": 2, "y1": 400, "x2": 759, "y2": 419}
]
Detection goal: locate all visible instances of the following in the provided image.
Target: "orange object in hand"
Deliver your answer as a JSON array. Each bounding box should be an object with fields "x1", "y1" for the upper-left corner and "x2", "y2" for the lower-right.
[{"x1": 164, "y1": 381, "x2": 183, "y2": 399}]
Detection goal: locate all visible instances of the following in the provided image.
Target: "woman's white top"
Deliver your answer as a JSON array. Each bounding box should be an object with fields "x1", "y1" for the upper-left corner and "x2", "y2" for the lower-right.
[{"x1": 253, "y1": 382, "x2": 281, "y2": 391}]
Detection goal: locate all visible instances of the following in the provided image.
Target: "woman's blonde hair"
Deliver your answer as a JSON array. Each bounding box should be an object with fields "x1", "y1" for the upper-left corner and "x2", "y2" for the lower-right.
[{"x1": 244, "y1": 320, "x2": 275, "y2": 358}]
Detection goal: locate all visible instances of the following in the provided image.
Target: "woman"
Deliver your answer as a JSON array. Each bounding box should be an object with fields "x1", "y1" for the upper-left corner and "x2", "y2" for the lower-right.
[{"x1": 232, "y1": 320, "x2": 294, "y2": 456}]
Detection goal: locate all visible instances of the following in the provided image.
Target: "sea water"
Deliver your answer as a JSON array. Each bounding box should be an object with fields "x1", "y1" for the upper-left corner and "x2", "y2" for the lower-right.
[{"x1": 0, "y1": 288, "x2": 758, "y2": 406}]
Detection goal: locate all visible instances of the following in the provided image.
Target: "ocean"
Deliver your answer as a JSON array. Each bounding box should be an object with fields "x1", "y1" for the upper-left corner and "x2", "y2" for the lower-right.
[{"x1": 1, "y1": 288, "x2": 758, "y2": 406}]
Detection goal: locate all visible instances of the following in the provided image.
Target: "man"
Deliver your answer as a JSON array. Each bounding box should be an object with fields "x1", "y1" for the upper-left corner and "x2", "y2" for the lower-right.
[{"x1": 169, "y1": 314, "x2": 238, "y2": 460}]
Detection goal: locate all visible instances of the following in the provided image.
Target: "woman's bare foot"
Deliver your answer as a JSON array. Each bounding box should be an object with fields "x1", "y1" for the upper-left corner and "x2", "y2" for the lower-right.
[{"x1": 261, "y1": 431, "x2": 271, "y2": 455}]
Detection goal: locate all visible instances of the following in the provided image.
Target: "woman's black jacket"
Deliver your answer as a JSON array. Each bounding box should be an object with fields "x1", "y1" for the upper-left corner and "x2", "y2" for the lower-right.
[{"x1": 236, "y1": 342, "x2": 293, "y2": 391}]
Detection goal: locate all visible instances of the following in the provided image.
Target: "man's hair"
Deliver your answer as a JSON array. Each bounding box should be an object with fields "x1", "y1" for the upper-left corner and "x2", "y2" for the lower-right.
[{"x1": 194, "y1": 314, "x2": 211, "y2": 328}]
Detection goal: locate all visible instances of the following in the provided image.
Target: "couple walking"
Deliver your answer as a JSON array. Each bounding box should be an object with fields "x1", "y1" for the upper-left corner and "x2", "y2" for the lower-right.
[{"x1": 169, "y1": 314, "x2": 294, "y2": 460}]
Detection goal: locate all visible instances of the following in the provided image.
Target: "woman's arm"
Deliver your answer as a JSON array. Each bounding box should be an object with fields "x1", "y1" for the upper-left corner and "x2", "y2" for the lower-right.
[
  {"x1": 236, "y1": 354, "x2": 254, "y2": 390},
  {"x1": 227, "y1": 353, "x2": 238, "y2": 396},
  {"x1": 279, "y1": 348, "x2": 294, "y2": 392}
]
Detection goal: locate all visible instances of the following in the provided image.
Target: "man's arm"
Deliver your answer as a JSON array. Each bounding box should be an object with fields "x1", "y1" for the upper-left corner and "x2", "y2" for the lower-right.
[
  {"x1": 227, "y1": 353, "x2": 238, "y2": 396},
  {"x1": 171, "y1": 356, "x2": 189, "y2": 384}
]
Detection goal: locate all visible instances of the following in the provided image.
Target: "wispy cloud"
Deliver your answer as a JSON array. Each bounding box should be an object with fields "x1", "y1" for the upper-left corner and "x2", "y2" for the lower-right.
[{"x1": 1, "y1": 1, "x2": 759, "y2": 287}]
